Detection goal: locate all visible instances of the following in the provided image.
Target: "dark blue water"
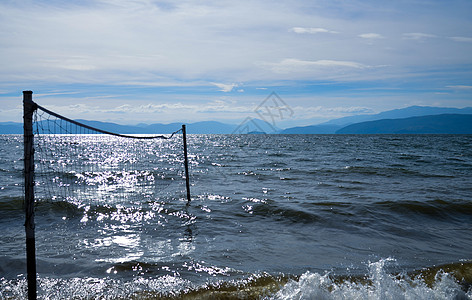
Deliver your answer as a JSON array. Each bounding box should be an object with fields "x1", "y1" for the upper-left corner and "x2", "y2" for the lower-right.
[{"x1": 1, "y1": 134, "x2": 471, "y2": 299}]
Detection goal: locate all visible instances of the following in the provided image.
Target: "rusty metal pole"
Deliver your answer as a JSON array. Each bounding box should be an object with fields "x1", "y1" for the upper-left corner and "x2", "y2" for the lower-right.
[{"x1": 23, "y1": 90, "x2": 37, "y2": 300}]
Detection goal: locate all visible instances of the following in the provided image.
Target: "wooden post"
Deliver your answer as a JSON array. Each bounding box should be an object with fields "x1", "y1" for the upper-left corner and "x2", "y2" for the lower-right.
[
  {"x1": 23, "y1": 90, "x2": 37, "y2": 300},
  {"x1": 182, "y1": 125, "x2": 191, "y2": 203}
]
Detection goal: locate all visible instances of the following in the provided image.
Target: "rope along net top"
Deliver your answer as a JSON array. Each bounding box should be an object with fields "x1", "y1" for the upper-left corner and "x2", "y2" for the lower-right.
[{"x1": 32, "y1": 104, "x2": 187, "y2": 211}]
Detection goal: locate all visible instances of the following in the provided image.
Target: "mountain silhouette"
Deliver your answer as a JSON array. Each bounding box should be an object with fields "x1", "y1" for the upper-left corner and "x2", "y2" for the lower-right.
[
  {"x1": 336, "y1": 114, "x2": 472, "y2": 134},
  {"x1": 2, "y1": 106, "x2": 472, "y2": 134}
]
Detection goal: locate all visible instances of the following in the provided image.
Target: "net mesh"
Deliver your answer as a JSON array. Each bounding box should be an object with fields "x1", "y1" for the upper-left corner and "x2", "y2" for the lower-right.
[{"x1": 32, "y1": 107, "x2": 185, "y2": 209}]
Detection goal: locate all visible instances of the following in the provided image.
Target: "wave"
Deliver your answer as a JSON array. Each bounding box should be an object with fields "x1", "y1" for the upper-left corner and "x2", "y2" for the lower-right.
[
  {"x1": 33, "y1": 197, "x2": 194, "y2": 226},
  {"x1": 273, "y1": 259, "x2": 472, "y2": 300},
  {"x1": 240, "y1": 197, "x2": 472, "y2": 226},
  {"x1": 1, "y1": 259, "x2": 470, "y2": 299},
  {"x1": 17, "y1": 193, "x2": 472, "y2": 228},
  {"x1": 251, "y1": 202, "x2": 321, "y2": 224},
  {"x1": 0, "y1": 196, "x2": 24, "y2": 212},
  {"x1": 375, "y1": 199, "x2": 472, "y2": 219},
  {"x1": 323, "y1": 165, "x2": 455, "y2": 179}
]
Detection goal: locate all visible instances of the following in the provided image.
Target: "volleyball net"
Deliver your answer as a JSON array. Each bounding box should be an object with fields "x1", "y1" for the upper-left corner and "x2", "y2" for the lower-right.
[
  {"x1": 22, "y1": 91, "x2": 191, "y2": 299},
  {"x1": 33, "y1": 106, "x2": 186, "y2": 206}
]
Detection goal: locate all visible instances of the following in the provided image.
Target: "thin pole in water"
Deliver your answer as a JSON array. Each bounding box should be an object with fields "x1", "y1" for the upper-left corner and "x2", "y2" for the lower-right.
[
  {"x1": 23, "y1": 90, "x2": 37, "y2": 300},
  {"x1": 182, "y1": 125, "x2": 191, "y2": 204}
]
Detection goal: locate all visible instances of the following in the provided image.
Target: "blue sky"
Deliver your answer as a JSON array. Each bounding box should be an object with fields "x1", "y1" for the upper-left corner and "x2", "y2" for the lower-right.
[{"x1": 1, "y1": 0, "x2": 471, "y2": 127}]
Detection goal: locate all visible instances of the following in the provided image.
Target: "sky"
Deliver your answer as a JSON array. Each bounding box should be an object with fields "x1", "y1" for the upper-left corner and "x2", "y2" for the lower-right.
[{"x1": 1, "y1": 0, "x2": 471, "y2": 128}]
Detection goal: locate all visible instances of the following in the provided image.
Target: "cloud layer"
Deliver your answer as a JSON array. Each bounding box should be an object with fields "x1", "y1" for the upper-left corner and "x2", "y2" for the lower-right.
[{"x1": 1, "y1": 0, "x2": 471, "y2": 125}]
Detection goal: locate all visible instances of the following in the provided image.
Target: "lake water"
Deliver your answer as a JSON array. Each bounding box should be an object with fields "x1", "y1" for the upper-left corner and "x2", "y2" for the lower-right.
[{"x1": 1, "y1": 134, "x2": 471, "y2": 299}]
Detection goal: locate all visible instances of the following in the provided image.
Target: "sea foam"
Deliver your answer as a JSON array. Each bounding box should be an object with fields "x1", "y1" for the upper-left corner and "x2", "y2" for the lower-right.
[{"x1": 273, "y1": 258, "x2": 471, "y2": 300}]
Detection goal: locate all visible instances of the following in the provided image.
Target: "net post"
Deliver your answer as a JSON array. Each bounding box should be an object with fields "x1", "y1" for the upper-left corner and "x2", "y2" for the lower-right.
[
  {"x1": 182, "y1": 125, "x2": 191, "y2": 204},
  {"x1": 23, "y1": 90, "x2": 37, "y2": 300}
]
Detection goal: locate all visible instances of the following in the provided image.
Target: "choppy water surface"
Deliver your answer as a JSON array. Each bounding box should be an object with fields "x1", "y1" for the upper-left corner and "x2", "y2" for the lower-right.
[{"x1": 1, "y1": 134, "x2": 471, "y2": 299}]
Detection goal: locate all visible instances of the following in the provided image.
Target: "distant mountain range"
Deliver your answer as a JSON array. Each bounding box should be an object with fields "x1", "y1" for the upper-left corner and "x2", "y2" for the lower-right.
[
  {"x1": 279, "y1": 105, "x2": 472, "y2": 134},
  {"x1": 76, "y1": 120, "x2": 238, "y2": 134},
  {"x1": 279, "y1": 124, "x2": 342, "y2": 134},
  {"x1": 2, "y1": 106, "x2": 472, "y2": 134},
  {"x1": 336, "y1": 114, "x2": 472, "y2": 134},
  {"x1": 0, "y1": 117, "x2": 277, "y2": 135},
  {"x1": 323, "y1": 105, "x2": 472, "y2": 126}
]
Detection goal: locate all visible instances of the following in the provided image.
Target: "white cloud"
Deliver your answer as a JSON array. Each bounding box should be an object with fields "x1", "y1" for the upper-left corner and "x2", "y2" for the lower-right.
[
  {"x1": 211, "y1": 83, "x2": 238, "y2": 92},
  {"x1": 291, "y1": 27, "x2": 338, "y2": 34},
  {"x1": 21, "y1": 97, "x2": 258, "y2": 124},
  {"x1": 402, "y1": 32, "x2": 437, "y2": 40},
  {"x1": 446, "y1": 85, "x2": 472, "y2": 90},
  {"x1": 33, "y1": 91, "x2": 81, "y2": 97},
  {"x1": 61, "y1": 64, "x2": 97, "y2": 71},
  {"x1": 1, "y1": 0, "x2": 472, "y2": 126},
  {"x1": 1, "y1": 0, "x2": 470, "y2": 86},
  {"x1": 449, "y1": 36, "x2": 472, "y2": 43},
  {"x1": 358, "y1": 33, "x2": 384, "y2": 39},
  {"x1": 265, "y1": 58, "x2": 367, "y2": 74},
  {"x1": 293, "y1": 105, "x2": 372, "y2": 114},
  {"x1": 286, "y1": 105, "x2": 374, "y2": 124}
]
